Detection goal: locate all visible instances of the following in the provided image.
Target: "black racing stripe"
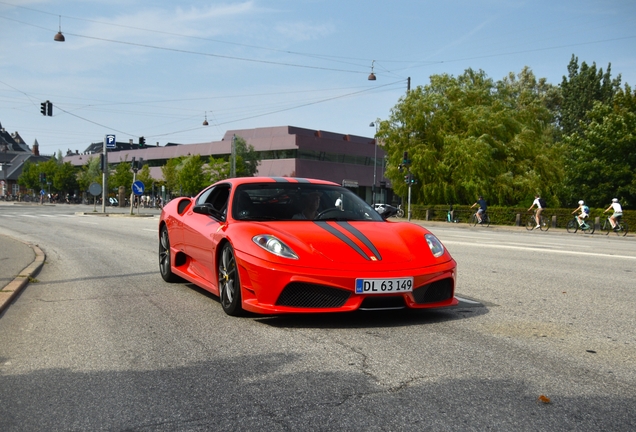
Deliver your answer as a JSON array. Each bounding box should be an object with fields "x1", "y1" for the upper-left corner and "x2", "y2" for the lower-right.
[
  {"x1": 338, "y1": 221, "x2": 382, "y2": 261},
  {"x1": 314, "y1": 221, "x2": 370, "y2": 261},
  {"x1": 270, "y1": 177, "x2": 290, "y2": 182},
  {"x1": 294, "y1": 178, "x2": 310, "y2": 183}
]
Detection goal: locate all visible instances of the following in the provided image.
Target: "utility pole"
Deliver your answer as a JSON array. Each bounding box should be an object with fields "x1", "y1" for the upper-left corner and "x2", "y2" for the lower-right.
[
  {"x1": 101, "y1": 137, "x2": 108, "y2": 213},
  {"x1": 231, "y1": 134, "x2": 236, "y2": 178}
]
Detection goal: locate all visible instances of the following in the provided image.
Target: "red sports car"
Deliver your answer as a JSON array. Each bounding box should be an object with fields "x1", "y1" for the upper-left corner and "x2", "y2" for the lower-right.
[{"x1": 159, "y1": 177, "x2": 458, "y2": 316}]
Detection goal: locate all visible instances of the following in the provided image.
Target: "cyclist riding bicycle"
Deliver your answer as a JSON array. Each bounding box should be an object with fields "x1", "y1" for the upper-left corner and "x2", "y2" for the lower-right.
[
  {"x1": 572, "y1": 200, "x2": 590, "y2": 226},
  {"x1": 527, "y1": 194, "x2": 545, "y2": 229},
  {"x1": 603, "y1": 198, "x2": 623, "y2": 230},
  {"x1": 470, "y1": 196, "x2": 487, "y2": 224}
]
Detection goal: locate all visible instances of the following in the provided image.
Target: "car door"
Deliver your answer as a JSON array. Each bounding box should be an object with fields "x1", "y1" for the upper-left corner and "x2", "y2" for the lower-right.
[{"x1": 182, "y1": 184, "x2": 230, "y2": 285}]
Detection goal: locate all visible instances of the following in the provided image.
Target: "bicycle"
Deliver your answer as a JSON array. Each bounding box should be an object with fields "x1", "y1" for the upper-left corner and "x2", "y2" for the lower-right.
[
  {"x1": 471, "y1": 211, "x2": 490, "y2": 227},
  {"x1": 526, "y1": 210, "x2": 549, "y2": 231},
  {"x1": 600, "y1": 216, "x2": 628, "y2": 237},
  {"x1": 566, "y1": 215, "x2": 595, "y2": 234},
  {"x1": 396, "y1": 204, "x2": 405, "y2": 218}
]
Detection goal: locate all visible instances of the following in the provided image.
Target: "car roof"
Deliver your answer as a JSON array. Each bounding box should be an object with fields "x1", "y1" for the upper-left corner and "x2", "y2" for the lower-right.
[{"x1": 223, "y1": 177, "x2": 340, "y2": 187}]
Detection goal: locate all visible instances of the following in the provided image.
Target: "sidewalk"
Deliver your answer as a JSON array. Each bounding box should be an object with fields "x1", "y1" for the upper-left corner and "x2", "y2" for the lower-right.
[{"x1": 0, "y1": 235, "x2": 45, "y2": 314}]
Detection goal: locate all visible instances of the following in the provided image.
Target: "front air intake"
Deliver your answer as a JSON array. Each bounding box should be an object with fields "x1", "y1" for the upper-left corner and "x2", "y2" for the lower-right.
[{"x1": 276, "y1": 283, "x2": 350, "y2": 308}]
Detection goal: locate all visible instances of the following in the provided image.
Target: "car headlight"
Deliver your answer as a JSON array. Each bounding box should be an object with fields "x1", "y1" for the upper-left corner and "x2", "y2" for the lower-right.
[
  {"x1": 425, "y1": 234, "x2": 445, "y2": 258},
  {"x1": 253, "y1": 235, "x2": 298, "y2": 259}
]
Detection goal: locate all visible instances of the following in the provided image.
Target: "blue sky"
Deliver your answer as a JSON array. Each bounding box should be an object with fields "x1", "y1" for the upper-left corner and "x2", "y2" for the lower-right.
[{"x1": 1, "y1": 0, "x2": 635, "y2": 156}]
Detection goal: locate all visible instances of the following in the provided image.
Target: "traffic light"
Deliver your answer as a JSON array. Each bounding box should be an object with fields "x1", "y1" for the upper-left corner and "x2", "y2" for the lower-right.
[
  {"x1": 131, "y1": 157, "x2": 137, "y2": 171},
  {"x1": 139, "y1": 136, "x2": 145, "y2": 147},
  {"x1": 40, "y1": 100, "x2": 53, "y2": 116},
  {"x1": 42, "y1": 173, "x2": 47, "y2": 183}
]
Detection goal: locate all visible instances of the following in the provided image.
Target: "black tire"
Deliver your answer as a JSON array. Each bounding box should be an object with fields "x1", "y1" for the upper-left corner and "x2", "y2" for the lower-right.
[
  {"x1": 583, "y1": 220, "x2": 595, "y2": 235},
  {"x1": 566, "y1": 219, "x2": 578, "y2": 234},
  {"x1": 526, "y1": 215, "x2": 536, "y2": 231},
  {"x1": 472, "y1": 213, "x2": 479, "y2": 227},
  {"x1": 396, "y1": 208, "x2": 404, "y2": 218},
  {"x1": 218, "y1": 243, "x2": 244, "y2": 316},
  {"x1": 615, "y1": 222, "x2": 628, "y2": 237},
  {"x1": 159, "y1": 226, "x2": 182, "y2": 282},
  {"x1": 482, "y1": 213, "x2": 491, "y2": 227},
  {"x1": 539, "y1": 216, "x2": 549, "y2": 231}
]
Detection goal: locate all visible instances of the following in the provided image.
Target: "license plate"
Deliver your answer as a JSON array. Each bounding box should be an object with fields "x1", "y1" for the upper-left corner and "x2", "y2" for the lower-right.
[{"x1": 355, "y1": 277, "x2": 413, "y2": 294}]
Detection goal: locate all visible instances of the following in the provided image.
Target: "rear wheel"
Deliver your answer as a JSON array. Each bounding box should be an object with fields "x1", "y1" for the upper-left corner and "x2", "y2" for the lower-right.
[
  {"x1": 566, "y1": 219, "x2": 578, "y2": 234},
  {"x1": 218, "y1": 243, "x2": 244, "y2": 316},
  {"x1": 159, "y1": 226, "x2": 181, "y2": 282},
  {"x1": 539, "y1": 216, "x2": 549, "y2": 231},
  {"x1": 617, "y1": 222, "x2": 628, "y2": 237},
  {"x1": 396, "y1": 208, "x2": 404, "y2": 218}
]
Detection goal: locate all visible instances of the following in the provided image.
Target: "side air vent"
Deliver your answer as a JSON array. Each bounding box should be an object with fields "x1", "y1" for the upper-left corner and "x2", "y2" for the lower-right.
[{"x1": 412, "y1": 278, "x2": 454, "y2": 304}]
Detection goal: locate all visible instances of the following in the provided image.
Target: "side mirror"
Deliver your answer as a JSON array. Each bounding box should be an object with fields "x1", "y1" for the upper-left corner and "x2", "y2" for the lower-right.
[{"x1": 193, "y1": 203, "x2": 225, "y2": 221}]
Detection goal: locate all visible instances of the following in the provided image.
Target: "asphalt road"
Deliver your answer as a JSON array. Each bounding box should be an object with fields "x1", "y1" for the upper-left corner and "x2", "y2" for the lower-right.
[{"x1": 0, "y1": 202, "x2": 635, "y2": 431}]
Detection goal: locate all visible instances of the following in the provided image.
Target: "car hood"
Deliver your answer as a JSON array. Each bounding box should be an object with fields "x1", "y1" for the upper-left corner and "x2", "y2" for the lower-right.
[{"x1": 236, "y1": 220, "x2": 447, "y2": 271}]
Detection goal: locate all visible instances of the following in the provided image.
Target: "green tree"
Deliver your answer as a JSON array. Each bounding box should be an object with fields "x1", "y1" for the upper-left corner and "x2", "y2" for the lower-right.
[
  {"x1": 561, "y1": 84, "x2": 636, "y2": 207},
  {"x1": 208, "y1": 156, "x2": 230, "y2": 183},
  {"x1": 161, "y1": 157, "x2": 181, "y2": 197},
  {"x1": 178, "y1": 155, "x2": 207, "y2": 196},
  {"x1": 135, "y1": 164, "x2": 154, "y2": 192},
  {"x1": 559, "y1": 55, "x2": 621, "y2": 136},
  {"x1": 110, "y1": 161, "x2": 134, "y2": 195},
  {"x1": 233, "y1": 135, "x2": 260, "y2": 177},
  {"x1": 53, "y1": 161, "x2": 79, "y2": 195},
  {"x1": 77, "y1": 156, "x2": 102, "y2": 192},
  {"x1": 378, "y1": 68, "x2": 563, "y2": 206},
  {"x1": 17, "y1": 161, "x2": 40, "y2": 191}
]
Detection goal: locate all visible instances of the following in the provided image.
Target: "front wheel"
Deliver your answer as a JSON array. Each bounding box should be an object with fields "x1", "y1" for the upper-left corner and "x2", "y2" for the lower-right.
[
  {"x1": 218, "y1": 243, "x2": 244, "y2": 316},
  {"x1": 159, "y1": 226, "x2": 182, "y2": 282},
  {"x1": 601, "y1": 220, "x2": 612, "y2": 235},
  {"x1": 396, "y1": 208, "x2": 405, "y2": 218},
  {"x1": 566, "y1": 219, "x2": 578, "y2": 234},
  {"x1": 526, "y1": 215, "x2": 536, "y2": 231}
]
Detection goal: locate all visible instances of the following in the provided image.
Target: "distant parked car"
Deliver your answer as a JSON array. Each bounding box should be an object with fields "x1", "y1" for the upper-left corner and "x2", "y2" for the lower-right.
[{"x1": 373, "y1": 203, "x2": 399, "y2": 218}]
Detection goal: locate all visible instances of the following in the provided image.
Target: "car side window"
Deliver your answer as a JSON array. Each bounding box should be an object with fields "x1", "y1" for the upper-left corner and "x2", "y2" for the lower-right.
[{"x1": 196, "y1": 184, "x2": 230, "y2": 218}]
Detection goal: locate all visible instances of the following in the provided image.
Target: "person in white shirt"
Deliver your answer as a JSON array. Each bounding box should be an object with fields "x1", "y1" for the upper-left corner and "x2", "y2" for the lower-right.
[
  {"x1": 572, "y1": 200, "x2": 589, "y2": 226},
  {"x1": 603, "y1": 198, "x2": 623, "y2": 229},
  {"x1": 527, "y1": 194, "x2": 544, "y2": 229}
]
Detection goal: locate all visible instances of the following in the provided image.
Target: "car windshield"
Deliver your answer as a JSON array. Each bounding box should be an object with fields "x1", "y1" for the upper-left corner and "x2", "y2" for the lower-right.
[{"x1": 232, "y1": 183, "x2": 383, "y2": 222}]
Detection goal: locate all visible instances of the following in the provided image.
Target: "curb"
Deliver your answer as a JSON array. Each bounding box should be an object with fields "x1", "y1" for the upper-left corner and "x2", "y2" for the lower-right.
[
  {"x1": 0, "y1": 242, "x2": 46, "y2": 314},
  {"x1": 74, "y1": 212, "x2": 158, "y2": 218}
]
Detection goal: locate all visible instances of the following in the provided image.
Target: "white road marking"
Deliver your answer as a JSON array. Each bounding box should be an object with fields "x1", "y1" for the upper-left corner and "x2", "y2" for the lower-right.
[
  {"x1": 456, "y1": 296, "x2": 481, "y2": 304},
  {"x1": 443, "y1": 240, "x2": 636, "y2": 260}
]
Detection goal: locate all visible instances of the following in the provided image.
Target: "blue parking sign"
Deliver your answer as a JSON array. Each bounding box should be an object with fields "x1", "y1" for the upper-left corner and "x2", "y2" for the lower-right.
[{"x1": 106, "y1": 134, "x2": 116, "y2": 149}]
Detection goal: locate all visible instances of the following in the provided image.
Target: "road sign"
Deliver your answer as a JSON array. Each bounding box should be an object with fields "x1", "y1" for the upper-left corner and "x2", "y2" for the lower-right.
[
  {"x1": 132, "y1": 180, "x2": 145, "y2": 196},
  {"x1": 106, "y1": 134, "x2": 116, "y2": 149},
  {"x1": 88, "y1": 182, "x2": 102, "y2": 196}
]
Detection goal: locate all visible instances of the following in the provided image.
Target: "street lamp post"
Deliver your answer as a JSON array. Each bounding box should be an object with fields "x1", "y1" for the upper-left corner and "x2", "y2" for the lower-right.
[{"x1": 369, "y1": 122, "x2": 379, "y2": 205}]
